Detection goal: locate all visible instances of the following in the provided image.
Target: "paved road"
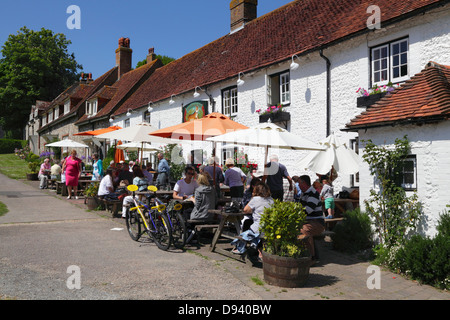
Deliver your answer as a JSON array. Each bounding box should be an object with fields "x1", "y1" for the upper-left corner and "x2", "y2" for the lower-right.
[{"x1": 0, "y1": 173, "x2": 448, "y2": 301}]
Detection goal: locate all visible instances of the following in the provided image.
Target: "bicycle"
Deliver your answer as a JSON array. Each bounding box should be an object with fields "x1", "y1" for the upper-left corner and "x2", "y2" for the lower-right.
[
  {"x1": 125, "y1": 185, "x2": 172, "y2": 251},
  {"x1": 165, "y1": 201, "x2": 187, "y2": 249}
]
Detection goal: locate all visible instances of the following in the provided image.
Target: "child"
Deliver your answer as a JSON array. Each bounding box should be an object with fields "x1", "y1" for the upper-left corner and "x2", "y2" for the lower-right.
[{"x1": 320, "y1": 176, "x2": 335, "y2": 219}]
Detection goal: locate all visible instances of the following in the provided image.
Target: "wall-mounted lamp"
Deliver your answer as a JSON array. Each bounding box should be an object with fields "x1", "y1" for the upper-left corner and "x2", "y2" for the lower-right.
[
  {"x1": 290, "y1": 54, "x2": 300, "y2": 71},
  {"x1": 148, "y1": 101, "x2": 155, "y2": 112},
  {"x1": 193, "y1": 86, "x2": 204, "y2": 98},
  {"x1": 109, "y1": 116, "x2": 115, "y2": 123},
  {"x1": 169, "y1": 95, "x2": 175, "y2": 105},
  {"x1": 237, "y1": 72, "x2": 245, "y2": 86},
  {"x1": 126, "y1": 108, "x2": 133, "y2": 117}
]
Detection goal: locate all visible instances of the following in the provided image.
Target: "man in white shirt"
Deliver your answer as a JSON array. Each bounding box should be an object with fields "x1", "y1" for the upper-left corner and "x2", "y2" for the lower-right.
[{"x1": 173, "y1": 166, "x2": 198, "y2": 201}]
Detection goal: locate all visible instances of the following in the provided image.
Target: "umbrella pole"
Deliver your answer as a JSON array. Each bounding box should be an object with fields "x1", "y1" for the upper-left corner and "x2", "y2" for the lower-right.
[
  {"x1": 262, "y1": 145, "x2": 269, "y2": 183},
  {"x1": 212, "y1": 142, "x2": 217, "y2": 187}
]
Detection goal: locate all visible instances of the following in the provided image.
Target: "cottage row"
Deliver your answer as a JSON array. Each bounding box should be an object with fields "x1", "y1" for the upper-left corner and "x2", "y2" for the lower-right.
[{"x1": 25, "y1": 0, "x2": 450, "y2": 236}]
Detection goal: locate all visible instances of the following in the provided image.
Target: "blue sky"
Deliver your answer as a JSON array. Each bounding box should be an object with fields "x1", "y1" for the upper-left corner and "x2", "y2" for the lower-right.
[{"x1": 0, "y1": 0, "x2": 294, "y2": 79}]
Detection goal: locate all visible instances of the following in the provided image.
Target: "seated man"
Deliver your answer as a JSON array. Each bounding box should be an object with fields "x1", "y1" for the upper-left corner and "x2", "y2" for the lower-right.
[
  {"x1": 117, "y1": 161, "x2": 133, "y2": 185},
  {"x1": 297, "y1": 175, "x2": 325, "y2": 261},
  {"x1": 173, "y1": 166, "x2": 198, "y2": 201},
  {"x1": 173, "y1": 166, "x2": 199, "y2": 218}
]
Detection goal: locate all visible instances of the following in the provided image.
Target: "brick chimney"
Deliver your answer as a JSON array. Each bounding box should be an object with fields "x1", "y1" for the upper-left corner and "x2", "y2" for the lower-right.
[
  {"x1": 147, "y1": 47, "x2": 156, "y2": 64},
  {"x1": 230, "y1": 0, "x2": 258, "y2": 33},
  {"x1": 115, "y1": 37, "x2": 132, "y2": 79}
]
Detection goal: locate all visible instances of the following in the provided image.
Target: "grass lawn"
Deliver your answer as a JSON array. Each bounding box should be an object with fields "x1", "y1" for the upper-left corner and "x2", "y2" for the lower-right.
[
  {"x1": 0, "y1": 154, "x2": 29, "y2": 180},
  {"x1": 0, "y1": 201, "x2": 8, "y2": 217}
]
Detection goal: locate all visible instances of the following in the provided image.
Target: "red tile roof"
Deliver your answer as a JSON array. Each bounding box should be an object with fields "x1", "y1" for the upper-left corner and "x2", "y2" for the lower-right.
[
  {"x1": 75, "y1": 59, "x2": 162, "y2": 124},
  {"x1": 345, "y1": 62, "x2": 450, "y2": 130},
  {"x1": 116, "y1": 0, "x2": 445, "y2": 115},
  {"x1": 37, "y1": 67, "x2": 118, "y2": 132}
]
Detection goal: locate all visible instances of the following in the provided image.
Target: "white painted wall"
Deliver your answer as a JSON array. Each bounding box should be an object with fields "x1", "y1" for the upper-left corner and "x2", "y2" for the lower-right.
[{"x1": 358, "y1": 121, "x2": 450, "y2": 237}]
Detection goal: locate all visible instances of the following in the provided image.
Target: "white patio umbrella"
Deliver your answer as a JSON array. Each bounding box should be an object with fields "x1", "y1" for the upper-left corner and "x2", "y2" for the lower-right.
[
  {"x1": 117, "y1": 142, "x2": 162, "y2": 152},
  {"x1": 46, "y1": 139, "x2": 89, "y2": 148},
  {"x1": 207, "y1": 122, "x2": 325, "y2": 173},
  {"x1": 96, "y1": 122, "x2": 184, "y2": 163},
  {"x1": 297, "y1": 133, "x2": 359, "y2": 175}
]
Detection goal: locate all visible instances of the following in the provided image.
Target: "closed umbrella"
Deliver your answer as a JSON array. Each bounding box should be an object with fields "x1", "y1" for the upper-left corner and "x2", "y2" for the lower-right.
[
  {"x1": 115, "y1": 141, "x2": 125, "y2": 164},
  {"x1": 297, "y1": 133, "x2": 359, "y2": 175}
]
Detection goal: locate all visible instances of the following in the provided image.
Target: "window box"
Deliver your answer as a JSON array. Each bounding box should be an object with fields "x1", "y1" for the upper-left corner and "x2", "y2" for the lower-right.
[
  {"x1": 357, "y1": 92, "x2": 387, "y2": 108},
  {"x1": 259, "y1": 111, "x2": 291, "y2": 123}
]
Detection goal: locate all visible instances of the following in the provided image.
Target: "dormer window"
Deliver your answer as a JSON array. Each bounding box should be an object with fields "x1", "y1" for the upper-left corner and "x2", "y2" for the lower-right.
[
  {"x1": 64, "y1": 99, "x2": 71, "y2": 115},
  {"x1": 86, "y1": 99, "x2": 98, "y2": 117}
]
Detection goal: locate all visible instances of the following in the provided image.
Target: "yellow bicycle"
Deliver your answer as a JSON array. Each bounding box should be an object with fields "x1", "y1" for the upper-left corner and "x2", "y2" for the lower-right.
[{"x1": 125, "y1": 185, "x2": 172, "y2": 251}]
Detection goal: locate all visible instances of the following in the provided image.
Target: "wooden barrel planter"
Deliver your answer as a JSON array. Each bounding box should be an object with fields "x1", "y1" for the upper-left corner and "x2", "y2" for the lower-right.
[
  {"x1": 262, "y1": 251, "x2": 311, "y2": 288},
  {"x1": 86, "y1": 197, "x2": 98, "y2": 210},
  {"x1": 26, "y1": 173, "x2": 38, "y2": 181}
]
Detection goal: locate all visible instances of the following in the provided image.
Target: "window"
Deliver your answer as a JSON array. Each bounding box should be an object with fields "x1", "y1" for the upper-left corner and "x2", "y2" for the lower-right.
[
  {"x1": 399, "y1": 155, "x2": 417, "y2": 190},
  {"x1": 222, "y1": 87, "x2": 238, "y2": 117},
  {"x1": 86, "y1": 99, "x2": 98, "y2": 116},
  {"x1": 124, "y1": 118, "x2": 130, "y2": 128},
  {"x1": 143, "y1": 110, "x2": 151, "y2": 123},
  {"x1": 222, "y1": 144, "x2": 238, "y2": 166},
  {"x1": 64, "y1": 100, "x2": 71, "y2": 114},
  {"x1": 267, "y1": 71, "x2": 290, "y2": 106},
  {"x1": 48, "y1": 111, "x2": 53, "y2": 123},
  {"x1": 371, "y1": 38, "x2": 409, "y2": 85},
  {"x1": 350, "y1": 138, "x2": 359, "y2": 187}
]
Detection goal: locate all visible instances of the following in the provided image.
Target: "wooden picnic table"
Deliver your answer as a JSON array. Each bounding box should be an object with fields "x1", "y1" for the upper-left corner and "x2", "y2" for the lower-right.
[
  {"x1": 210, "y1": 210, "x2": 244, "y2": 261},
  {"x1": 334, "y1": 198, "x2": 359, "y2": 217}
]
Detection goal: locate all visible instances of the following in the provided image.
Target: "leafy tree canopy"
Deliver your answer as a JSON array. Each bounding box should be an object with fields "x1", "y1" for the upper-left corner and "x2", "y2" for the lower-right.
[
  {"x1": 0, "y1": 27, "x2": 82, "y2": 138},
  {"x1": 136, "y1": 54, "x2": 175, "y2": 69}
]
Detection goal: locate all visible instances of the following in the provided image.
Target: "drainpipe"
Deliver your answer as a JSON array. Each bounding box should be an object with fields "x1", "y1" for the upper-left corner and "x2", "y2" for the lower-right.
[{"x1": 320, "y1": 49, "x2": 331, "y2": 137}]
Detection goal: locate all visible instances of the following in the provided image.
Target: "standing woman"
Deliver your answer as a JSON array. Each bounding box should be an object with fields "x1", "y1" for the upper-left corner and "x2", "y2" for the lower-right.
[
  {"x1": 62, "y1": 150, "x2": 82, "y2": 199},
  {"x1": 92, "y1": 153, "x2": 103, "y2": 181}
]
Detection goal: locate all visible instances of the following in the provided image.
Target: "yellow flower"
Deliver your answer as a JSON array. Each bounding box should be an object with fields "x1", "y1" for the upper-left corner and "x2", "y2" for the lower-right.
[{"x1": 276, "y1": 235, "x2": 281, "y2": 239}]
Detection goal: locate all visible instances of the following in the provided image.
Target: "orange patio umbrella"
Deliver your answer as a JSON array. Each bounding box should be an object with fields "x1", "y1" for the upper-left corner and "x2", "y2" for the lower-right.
[
  {"x1": 74, "y1": 126, "x2": 122, "y2": 136},
  {"x1": 149, "y1": 112, "x2": 248, "y2": 141},
  {"x1": 149, "y1": 112, "x2": 249, "y2": 185}
]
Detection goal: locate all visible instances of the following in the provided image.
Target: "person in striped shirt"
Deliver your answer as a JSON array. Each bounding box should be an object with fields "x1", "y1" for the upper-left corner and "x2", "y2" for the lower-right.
[{"x1": 297, "y1": 175, "x2": 325, "y2": 261}]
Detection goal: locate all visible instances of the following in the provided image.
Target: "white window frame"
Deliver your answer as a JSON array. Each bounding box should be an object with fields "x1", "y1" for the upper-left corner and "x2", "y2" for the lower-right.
[
  {"x1": 124, "y1": 118, "x2": 130, "y2": 128},
  {"x1": 222, "y1": 86, "x2": 238, "y2": 117},
  {"x1": 54, "y1": 107, "x2": 59, "y2": 120},
  {"x1": 280, "y1": 72, "x2": 290, "y2": 105},
  {"x1": 48, "y1": 110, "x2": 53, "y2": 123},
  {"x1": 400, "y1": 155, "x2": 417, "y2": 191},
  {"x1": 371, "y1": 38, "x2": 409, "y2": 86},
  {"x1": 267, "y1": 70, "x2": 291, "y2": 106},
  {"x1": 64, "y1": 99, "x2": 70, "y2": 115}
]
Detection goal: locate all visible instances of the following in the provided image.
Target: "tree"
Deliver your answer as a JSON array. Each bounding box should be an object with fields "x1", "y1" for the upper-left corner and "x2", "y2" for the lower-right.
[
  {"x1": 135, "y1": 54, "x2": 175, "y2": 69},
  {"x1": 0, "y1": 27, "x2": 82, "y2": 138}
]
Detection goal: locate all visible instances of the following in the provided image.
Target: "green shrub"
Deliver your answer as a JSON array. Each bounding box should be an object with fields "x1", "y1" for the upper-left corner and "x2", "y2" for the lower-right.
[
  {"x1": 331, "y1": 208, "x2": 374, "y2": 253},
  {"x1": 0, "y1": 139, "x2": 27, "y2": 154},
  {"x1": 377, "y1": 211, "x2": 450, "y2": 290}
]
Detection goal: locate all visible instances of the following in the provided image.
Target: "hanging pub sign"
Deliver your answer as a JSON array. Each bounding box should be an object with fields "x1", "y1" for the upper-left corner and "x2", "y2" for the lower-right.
[{"x1": 182, "y1": 101, "x2": 209, "y2": 122}]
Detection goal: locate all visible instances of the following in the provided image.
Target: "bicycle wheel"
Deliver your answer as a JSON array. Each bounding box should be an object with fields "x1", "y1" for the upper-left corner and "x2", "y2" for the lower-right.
[
  {"x1": 149, "y1": 211, "x2": 172, "y2": 251},
  {"x1": 170, "y1": 211, "x2": 187, "y2": 249},
  {"x1": 126, "y1": 208, "x2": 141, "y2": 241}
]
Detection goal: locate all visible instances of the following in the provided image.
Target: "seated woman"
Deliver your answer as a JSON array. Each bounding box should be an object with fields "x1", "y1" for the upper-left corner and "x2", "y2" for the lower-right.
[
  {"x1": 189, "y1": 173, "x2": 216, "y2": 221},
  {"x1": 240, "y1": 177, "x2": 262, "y2": 231},
  {"x1": 231, "y1": 183, "x2": 274, "y2": 255},
  {"x1": 98, "y1": 169, "x2": 114, "y2": 199}
]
